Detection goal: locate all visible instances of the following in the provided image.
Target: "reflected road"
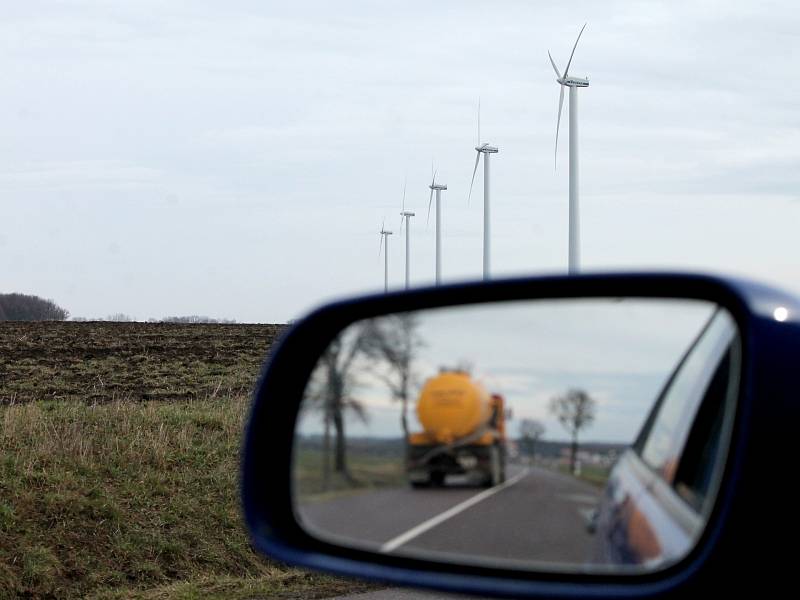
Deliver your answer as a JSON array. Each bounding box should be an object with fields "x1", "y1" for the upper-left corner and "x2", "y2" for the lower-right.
[{"x1": 298, "y1": 465, "x2": 601, "y2": 566}]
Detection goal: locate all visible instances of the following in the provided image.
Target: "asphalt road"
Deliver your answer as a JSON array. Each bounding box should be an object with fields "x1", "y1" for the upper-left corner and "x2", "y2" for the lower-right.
[{"x1": 299, "y1": 464, "x2": 601, "y2": 569}]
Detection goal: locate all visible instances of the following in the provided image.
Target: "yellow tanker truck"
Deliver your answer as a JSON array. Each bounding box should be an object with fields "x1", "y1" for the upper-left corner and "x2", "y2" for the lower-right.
[{"x1": 406, "y1": 370, "x2": 508, "y2": 488}]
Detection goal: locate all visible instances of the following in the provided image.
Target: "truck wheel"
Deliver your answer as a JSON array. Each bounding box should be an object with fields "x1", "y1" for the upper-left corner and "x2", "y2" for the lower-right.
[{"x1": 430, "y1": 471, "x2": 445, "y2": 487}]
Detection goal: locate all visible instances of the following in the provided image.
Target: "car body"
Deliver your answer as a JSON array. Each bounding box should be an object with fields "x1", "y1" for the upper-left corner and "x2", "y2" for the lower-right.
[{"x1": 593, "y1": 307, "x2": 739, "y2": 566}]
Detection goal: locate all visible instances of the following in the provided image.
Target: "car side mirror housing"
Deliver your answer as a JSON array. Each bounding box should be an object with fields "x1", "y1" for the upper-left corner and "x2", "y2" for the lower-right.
[{"x1": 242, "y1": 273, "x2": 800, "y2": 598}]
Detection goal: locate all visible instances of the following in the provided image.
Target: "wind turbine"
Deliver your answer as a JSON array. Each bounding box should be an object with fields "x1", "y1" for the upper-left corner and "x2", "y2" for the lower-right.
[
  {"x1": 399, "y1": 180, "x2": 415, "y2": 290},
  {"x1": 379, "y1": 220, "x2": 393, "y2": 293},
  {"x1": 427, "y1": 166, "x2": 447, "y2": 286},
  {"x1": 468, "y1": 99, "x2": 499, "y2": 280},
  {"x1": 549, "y1": 23, "x2": 589, "y2": 275}
]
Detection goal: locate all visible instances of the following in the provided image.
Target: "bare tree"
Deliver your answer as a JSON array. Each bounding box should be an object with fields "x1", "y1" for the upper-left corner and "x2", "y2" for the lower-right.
[
  {"x1": 304, "y1": 325, "x2": 370, "y2": 488},
  {"x1": 519, "y1": 419, "x2": 546, "y2": 462},
  {"x1": 549, "y1": 389, "x2": 596, "y2": 474},
  {"x1": 360, "y1": 313, "x2": 424, "y2": 439}
]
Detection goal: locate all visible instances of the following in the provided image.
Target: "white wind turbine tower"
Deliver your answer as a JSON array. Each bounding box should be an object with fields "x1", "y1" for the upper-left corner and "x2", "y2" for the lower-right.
[
  {"x1": 427, "y1": 166, "x2": 447, "y2": 286},
  {"x1": 549, "y1": 23, "x2": 589, "y2": 275},
  {"x1": 378, "y1": 220, "x2": 393, "y2": 293},
  {"x1": 399, "y1": 180, "x2": 415, "y2": 290},
  {"x1": 468, "y1": 99, "x2": 499, "y2": 280}
]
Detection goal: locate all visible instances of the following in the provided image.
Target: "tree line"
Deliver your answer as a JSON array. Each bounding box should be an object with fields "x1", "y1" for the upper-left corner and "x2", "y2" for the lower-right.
[
  {"x1": 0, "y1": 294, "x2": 69, "y2": 321},
  {"x1": 72, "y1": 315, "x2": 237, "y2": 323},
  {"x1": 0, "y1": 294, "x2": 237, "y2": 323}
]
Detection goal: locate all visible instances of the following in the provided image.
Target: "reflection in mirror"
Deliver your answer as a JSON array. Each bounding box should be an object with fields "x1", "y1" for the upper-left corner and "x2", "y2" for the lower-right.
[{"x1": 291, "y1": 298, "x2": 740, "y2": 573}]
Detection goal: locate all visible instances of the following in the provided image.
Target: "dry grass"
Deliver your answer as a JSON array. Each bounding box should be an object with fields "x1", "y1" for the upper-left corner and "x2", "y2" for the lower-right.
[
  {"x1": 0, "y1": 393, "x2": 374, "y2": 599},
  {"x1": 293, "y1": 446, "x2": 406, "y2": 502}
]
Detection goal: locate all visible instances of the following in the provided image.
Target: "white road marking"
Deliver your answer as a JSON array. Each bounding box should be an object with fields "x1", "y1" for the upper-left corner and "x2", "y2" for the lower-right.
[
  {"x1": 560, "y1": 493, "x2": 599, "y2": 505},
  {"x1": 379, "y1": 469, "x2": 529, "y2": 554}
]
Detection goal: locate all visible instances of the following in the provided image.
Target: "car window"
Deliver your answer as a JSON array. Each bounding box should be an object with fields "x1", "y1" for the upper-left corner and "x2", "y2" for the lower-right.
[
  {"x1": 638, "y1": 310, "x2": 737, "y2": 487},
  {"x1": 672, "y1": 338, "x2": 739, "y2": 513}
]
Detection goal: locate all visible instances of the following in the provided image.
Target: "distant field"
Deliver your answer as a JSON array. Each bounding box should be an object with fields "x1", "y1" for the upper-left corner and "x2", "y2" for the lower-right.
[
  {"x1": 0, "y1": 322, "x2": 377, "y2": 599},
  {"x1": 0, "y1": 321, "x2": 286, "y2": 404}
]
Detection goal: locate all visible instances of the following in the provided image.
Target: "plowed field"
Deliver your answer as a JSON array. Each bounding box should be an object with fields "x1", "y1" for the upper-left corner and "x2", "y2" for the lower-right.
[{"x1": 0, "y1": 322, "x2": 286, "y2": 404}]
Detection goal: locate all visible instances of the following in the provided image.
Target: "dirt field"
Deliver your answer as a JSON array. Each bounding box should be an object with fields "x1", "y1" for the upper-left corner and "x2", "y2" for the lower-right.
[{"x1": 0, "y1": 321, "x2": 287, "y2": 404}]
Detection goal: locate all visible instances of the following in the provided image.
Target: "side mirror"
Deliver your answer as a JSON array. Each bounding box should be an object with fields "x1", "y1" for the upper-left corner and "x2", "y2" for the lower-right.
[{"x1": 242, "y1": 273, "x2": 800, "y2": 598}]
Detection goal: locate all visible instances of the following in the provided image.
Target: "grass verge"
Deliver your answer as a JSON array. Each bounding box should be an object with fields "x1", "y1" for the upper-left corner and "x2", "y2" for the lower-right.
[
  {"x1": 293, "y1": 446, "x2": 407, "y2": 502},
  {"x1": 0, "y1": 396, "x2": 375, "y2": 599}
]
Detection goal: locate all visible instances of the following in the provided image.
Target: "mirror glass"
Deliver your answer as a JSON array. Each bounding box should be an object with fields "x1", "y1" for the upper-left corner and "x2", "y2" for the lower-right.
[{"x1": 291, "y1": 298, "x2": 740, "y2": 573}]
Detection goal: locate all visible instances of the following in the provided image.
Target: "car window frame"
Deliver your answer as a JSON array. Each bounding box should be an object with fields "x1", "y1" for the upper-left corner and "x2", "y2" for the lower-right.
[{"x1": 633, "y1": 308, "x2": 740, "y2": 518}]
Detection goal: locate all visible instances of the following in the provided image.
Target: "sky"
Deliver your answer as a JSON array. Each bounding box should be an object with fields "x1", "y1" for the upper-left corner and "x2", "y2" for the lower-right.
[
  {"x1": 2, "y1": 1, "x2": 800, "y2": 322},
  {"x1": 295, "y1": 298, "x2": 719, "y2": 442}
]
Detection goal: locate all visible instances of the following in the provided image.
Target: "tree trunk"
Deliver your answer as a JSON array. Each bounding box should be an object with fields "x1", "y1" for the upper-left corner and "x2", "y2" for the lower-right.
[
  {"x1": 570, "y1": 432, "x2": 578, "y2": 475},
  {"x1": 400, "y1": 370, "x2": 410, "y2": 438},
  {"x1": 333, "y1": 408, "x2": 355, "y2": 484},
  {"x1": 322, "y1": 407, "x2": 331, "y2": 491}
]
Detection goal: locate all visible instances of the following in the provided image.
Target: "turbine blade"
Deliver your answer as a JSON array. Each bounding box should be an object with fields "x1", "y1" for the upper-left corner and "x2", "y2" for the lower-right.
[
  {"x1": 477, "y1": 97, "x2": 481, "y2": 144},
  {"x1": 548, "y1": 51, "x2": 562, "y2": 79},
  {"x1": 427, "y1": 189, "x2": 433, "y2": 225},
  {"x1": 564, "y1": 22, "x2": 587, "y2": 77},
  {"x1": 468, "y1": 151, "x2": 481, "y2": 205},
  {"x1": 379, "y1": 232, "x2": 383, "y2": 256},
  {"x1": 555, "y1": 84, "x2": 565, "y2": 170},
  {"x1": 401, "y1": 178, "x2": 407, "y2": 212}
]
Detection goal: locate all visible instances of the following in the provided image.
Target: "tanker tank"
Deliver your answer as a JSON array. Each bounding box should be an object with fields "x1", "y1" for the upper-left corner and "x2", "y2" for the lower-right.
[{"x1": 407, "y1": 370, "x2": 508, "y2": 488}]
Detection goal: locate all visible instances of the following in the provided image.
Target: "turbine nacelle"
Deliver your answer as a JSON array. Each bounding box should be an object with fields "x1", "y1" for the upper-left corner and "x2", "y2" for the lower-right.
[
  {"x1": 557, "y1": 76, "x2": 589, "y2": 88},
  {"x1": 378, "y1": 221, "x2": 392, "y2": 257},
  {"x1": 401, "y1": 211, "x2": 416, "y2": 217},
  {"x1": 469, "y1": 143, "x2": 499, "y2": 203},
  {"x1": 427, "y1": 166, "x2": 446, "y2": 223}
]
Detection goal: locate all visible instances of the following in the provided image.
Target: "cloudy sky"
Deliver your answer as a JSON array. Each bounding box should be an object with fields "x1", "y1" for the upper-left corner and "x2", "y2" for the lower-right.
[{"x1": 2, "y1": 1, "x2": 799, "y2": 322}]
